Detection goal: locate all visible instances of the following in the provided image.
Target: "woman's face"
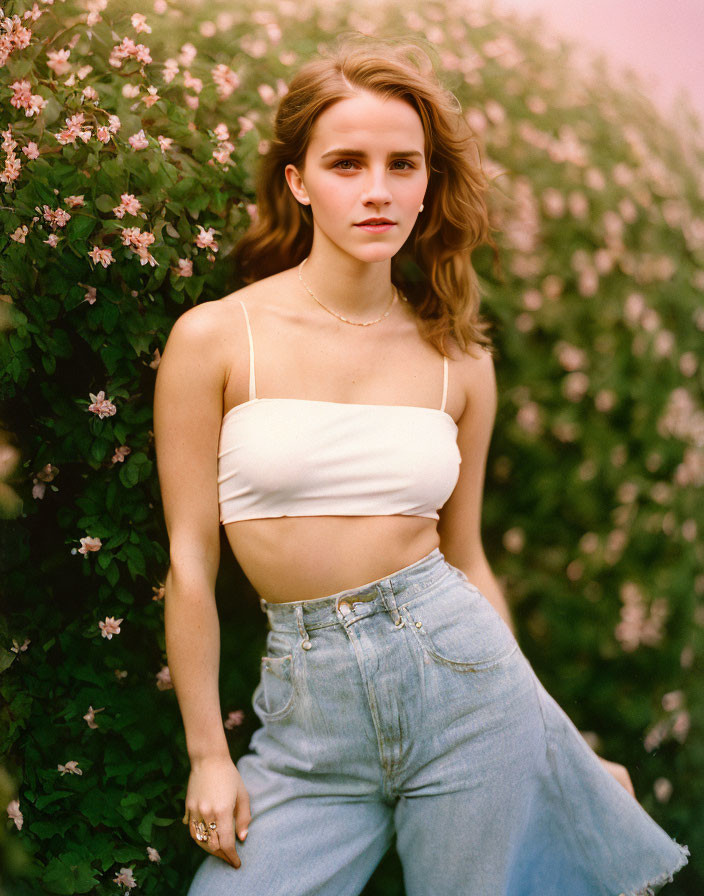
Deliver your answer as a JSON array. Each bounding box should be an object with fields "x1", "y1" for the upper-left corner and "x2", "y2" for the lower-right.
[{"x1": 285, "y1": 90, "x2": 429, "y2": 263}]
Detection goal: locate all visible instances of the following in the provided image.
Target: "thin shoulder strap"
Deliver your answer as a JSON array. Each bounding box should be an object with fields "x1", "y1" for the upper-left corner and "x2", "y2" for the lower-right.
[
  {"x1": 238, "y1": 300, "x2": 257, "y2": 401},
  {"x1": 440, "y1": 355, "x2": 449, "y2": 413}
]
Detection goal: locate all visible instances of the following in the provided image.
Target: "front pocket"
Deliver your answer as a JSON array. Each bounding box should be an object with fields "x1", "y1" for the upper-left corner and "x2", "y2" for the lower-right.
[
  {"x1": 401, "y1": 584, "x2": 518, "y2": 671},
  {"x1": 252, "y1": 653, "x2": 295, "y2": 721}
]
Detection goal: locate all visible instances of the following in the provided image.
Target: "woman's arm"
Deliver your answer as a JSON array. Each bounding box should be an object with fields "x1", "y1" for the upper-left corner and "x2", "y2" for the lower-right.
[
  {"x1": 154, "y1": 303, "x2": 229, "y2": 762},
  {"x1": 437, "y1": 348, "x2": 515, "y2": 635}
]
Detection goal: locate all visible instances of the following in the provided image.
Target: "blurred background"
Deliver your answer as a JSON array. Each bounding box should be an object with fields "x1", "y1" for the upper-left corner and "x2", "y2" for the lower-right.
[{"x1": 497, "y1": 0, "x2": 704, "y2": 127}]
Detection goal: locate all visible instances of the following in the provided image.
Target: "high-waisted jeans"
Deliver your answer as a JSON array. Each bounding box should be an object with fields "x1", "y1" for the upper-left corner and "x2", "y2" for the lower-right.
[{"x1": 187, "y1": 548, "x2": 690, "y2": 896}]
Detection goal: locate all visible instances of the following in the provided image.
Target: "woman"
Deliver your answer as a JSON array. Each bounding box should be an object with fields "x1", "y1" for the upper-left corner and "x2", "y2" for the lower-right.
[{"x1": 154, "y1": 34, "x2": 689, "y2": 896}]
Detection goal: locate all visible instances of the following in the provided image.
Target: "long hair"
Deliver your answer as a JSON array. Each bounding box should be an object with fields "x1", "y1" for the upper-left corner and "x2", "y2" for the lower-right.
[{"x1": 232, "y1": 33, "x2": 499, "y2": 358}]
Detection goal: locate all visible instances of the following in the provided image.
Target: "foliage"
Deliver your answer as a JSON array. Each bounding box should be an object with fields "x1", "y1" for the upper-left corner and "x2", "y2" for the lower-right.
[{"x1": 1, "y1": 0, "x2": 702, "y2": 893}]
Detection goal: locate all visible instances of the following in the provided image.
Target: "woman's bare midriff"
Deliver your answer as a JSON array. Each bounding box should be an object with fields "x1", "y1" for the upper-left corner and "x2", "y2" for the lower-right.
[
  {"x1": 216, "y1": 270, "x2": 463, "y2": 604},
  {"x1": 223, "y1": 515, "x2": 440, "y2": 603}
]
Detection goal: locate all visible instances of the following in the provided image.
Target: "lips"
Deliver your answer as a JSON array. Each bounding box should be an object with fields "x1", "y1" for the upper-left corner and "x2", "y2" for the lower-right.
[{"x1": 356, "y1": 219, "x2": 394, "y2": 225}]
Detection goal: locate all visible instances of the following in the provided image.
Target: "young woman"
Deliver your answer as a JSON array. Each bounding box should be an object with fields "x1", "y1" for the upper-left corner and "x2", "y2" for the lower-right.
[{"x1": 154, "y1": 35, "x2": 689, "y2": 896}]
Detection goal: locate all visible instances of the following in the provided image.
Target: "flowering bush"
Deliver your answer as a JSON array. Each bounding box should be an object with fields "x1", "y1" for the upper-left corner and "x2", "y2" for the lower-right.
[{"x1": 1, "y1": 0, "x2": 702, "y2": 893}]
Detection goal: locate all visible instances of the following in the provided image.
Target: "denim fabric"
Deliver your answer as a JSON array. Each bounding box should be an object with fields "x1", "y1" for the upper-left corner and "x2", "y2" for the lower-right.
[{"x1": 187, "y1": 548, "x2": 690, "y2": 896}]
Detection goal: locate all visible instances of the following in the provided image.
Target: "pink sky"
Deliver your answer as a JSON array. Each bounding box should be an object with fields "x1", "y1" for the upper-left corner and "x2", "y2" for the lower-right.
[{"x1": 494, "y1": 0, "x2": 704, "y2": 130}]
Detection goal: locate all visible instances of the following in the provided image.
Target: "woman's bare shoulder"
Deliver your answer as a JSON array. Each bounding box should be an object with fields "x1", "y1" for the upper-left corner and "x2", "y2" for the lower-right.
[{"x1": 219, "y1": 269, "x2": 297, "y2": 310}]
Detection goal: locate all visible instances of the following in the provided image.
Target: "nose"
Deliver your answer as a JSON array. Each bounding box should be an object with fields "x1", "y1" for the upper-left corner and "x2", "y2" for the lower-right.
[{"x1": 360, "y1": 166, "x2": 393, "y2": 206}]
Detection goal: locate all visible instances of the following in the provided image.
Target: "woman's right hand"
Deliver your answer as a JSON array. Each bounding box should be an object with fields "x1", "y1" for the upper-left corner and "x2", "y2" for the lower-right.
[{"x1": 184, "y1": 755, "x2": 252, "y2": 869}]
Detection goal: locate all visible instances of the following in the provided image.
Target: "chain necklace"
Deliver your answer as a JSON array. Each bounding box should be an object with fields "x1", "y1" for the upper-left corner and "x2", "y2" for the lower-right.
[{"x1": 298, "y1": 257, "x2": 407, "y2": 327}]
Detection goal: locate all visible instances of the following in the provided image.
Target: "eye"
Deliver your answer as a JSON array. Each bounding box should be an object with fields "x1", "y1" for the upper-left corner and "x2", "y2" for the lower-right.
[
  {"x1": 391, "y1": 160, "x2": 414, "y2": 170},
  {"x1": 333, "y1": 160, "x2": 358, "y2": 170}
]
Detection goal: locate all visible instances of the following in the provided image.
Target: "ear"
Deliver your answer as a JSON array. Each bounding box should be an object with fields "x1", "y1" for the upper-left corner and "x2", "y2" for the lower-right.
[{"x1": 284, "y1": 164, "x2": 310, "y2": 206}]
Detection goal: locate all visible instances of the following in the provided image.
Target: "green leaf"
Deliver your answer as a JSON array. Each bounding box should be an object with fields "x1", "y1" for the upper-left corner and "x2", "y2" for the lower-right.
[
  {"x1": 41, "y1": 855, "x2": 99, "y2": 895},
  {"x1": 41, "y1": 353, "x2": 56, "y2": 375}
]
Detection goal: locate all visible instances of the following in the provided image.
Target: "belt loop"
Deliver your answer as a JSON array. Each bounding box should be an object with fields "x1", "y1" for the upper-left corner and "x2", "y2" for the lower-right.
[
  {"x1": 380, "y1": 582, "x2": 404, "y2": 628},
  {"x1": 294, "y1": 605, "x2": 313, "y2": 650}
]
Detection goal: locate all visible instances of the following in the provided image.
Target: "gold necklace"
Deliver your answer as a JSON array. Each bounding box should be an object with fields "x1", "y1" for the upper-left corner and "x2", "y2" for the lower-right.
[{"x1": 298, "y1": 257, "x2": 406, "y2": 327}]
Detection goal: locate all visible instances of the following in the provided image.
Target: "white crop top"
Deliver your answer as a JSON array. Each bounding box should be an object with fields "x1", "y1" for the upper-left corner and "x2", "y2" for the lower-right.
[{"x1": 217, "y1": 300, "x2": 462, "y2": 523}]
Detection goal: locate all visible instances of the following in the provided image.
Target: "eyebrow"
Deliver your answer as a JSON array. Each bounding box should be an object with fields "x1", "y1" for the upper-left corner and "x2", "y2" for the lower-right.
[{"x1": 320, "y1": 148, "x2": 424, "y2": 160}]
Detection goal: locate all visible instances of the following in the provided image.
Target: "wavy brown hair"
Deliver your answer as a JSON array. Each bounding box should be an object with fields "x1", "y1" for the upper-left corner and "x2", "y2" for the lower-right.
[{"x1": 232, "y1": 33, "x2": 499, "y2": 359}]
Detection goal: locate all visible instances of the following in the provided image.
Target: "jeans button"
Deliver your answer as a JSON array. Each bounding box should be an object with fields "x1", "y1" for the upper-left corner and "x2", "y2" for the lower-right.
[{"x1": 339, "y1": 601, "x2": 352, "y2": 616}]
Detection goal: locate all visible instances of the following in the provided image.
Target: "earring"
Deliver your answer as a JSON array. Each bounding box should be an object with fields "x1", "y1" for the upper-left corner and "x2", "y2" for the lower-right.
[{"x1": 419, "y1": 203, "x2": 424, "y2": 212}]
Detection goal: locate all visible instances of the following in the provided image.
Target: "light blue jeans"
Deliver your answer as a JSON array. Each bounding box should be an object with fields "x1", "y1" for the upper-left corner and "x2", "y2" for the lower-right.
[{"x1": 187, "y1": 548, "x2": 689, "y2": 895}]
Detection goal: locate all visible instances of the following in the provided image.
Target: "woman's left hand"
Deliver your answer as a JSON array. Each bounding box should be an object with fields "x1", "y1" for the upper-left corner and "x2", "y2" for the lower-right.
[{"x1": 598, "y1": 756, "x2": 636, "y2": 799}]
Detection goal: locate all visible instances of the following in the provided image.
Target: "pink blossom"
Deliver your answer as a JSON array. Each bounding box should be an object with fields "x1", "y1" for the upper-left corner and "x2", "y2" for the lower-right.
[
  {"x1": 22, "y1": 141, "x2": 39, "y2": 159},
  {"x1": 156, "y1": 665, "x2": 173, "y2": 690},
  {"x1": 10, "y1": 638, "x2": 30, "y2": 653},
  {"x1": 0, "y1": 16, "x2": 32, "y2": 68},
  {"x1": 6, "y1": 799, "x2": 23, "y2": 831},
  {"x1": 87, "y1": 390, "x2": 116, "y2": 417},
  {"x1": 213, "y1": 141, "x2": 234, "y2": 165},
  {"x1": 194, "y1": 225, "x2": 219, "y2": 252},
  {"x1": 184, "y1": 94, "x2": 199, "y2": 111},
  {"x1": 213, "y1": 123, "x2": 230, "y2": 142},
  {"x1": 152, "y1": 583, "x2": 165, "y2": 601},
  {"x1": 502, "y1": 527, "x2": 525, "y2": 554},
  {"x1": 79, "y1": 536, "x2": 102, "y2": 555},
  {"x1": 113, "y1": 193, "x2": 141, "y2": 217},
  {"x1": 238, "y1": 116, "x2": 255, "y2": 137},
  {"x1": 128, "y1": 129, "x2": 149, "y2": 150},
  {"x1": 109, "y1": 37, "x2": 152, "y2": 69},
  {"x1": 32, "y1": 480, "x2": 46, "y2": 499},
  {"x1": 41, "y1": 205, "x2": 71, "y2": 229},
  {"x1": 36, "y1": 462, "x2": 58, "y2": 483},
  {"x1": 147, "y1": 846, "x2": 161, "y2": 862},
  {"x1": 142, "y1": 85, "x2": 160, "y2": 108},
  {"x1": 58, "y1": 760, "x2": 83, "y2": 776},
  {"x1": 653, "y1": 778, "x2": 673, "y2": 803},
  {"x1": 149, "y1": 347, "x2": 162, "y2": 369},
  {"x1": 113, "y1": 867, "x2": 137, "y2": 889},
  {"x1": 173, "y1": 258, "x2": 193, "y2": 278},
  {"x1": 88, "y1": 246, "x2": 115, "y2": 268},
  {"x1": 178, "y1": 42, "x2": 197, "y2": 67},
  {"x1": 224, "y1": 709, "x2": 245, "y2": 729},
  {"x1": 183, "y1": 70, "x2": 203, "y2": 94},
  {"x1": 257, "y1": 83, "x2": 276, "y2": 105},
  {"x1": 131, "y1": 13, "x2": 151, "y2": 34},
  {"x1": 9, "y1": 79, "x2": 47, "y2": 118},
  {"x1": 99, "y1": 616, "x2": 124, "y2": 640},
  {"x1": 112, "y1": 445, "x2": 131, "y2": 463},
  {"x1": 96, "y1": 125, "x2": 111, "y2": 143},
  {"x1": 81, "y1": 85, "x2": 99, "y2": 104},
  {"x1": 10, "y1": 225, "x2": 28, "y2": 243},
  {"x1": 83, "y1": 705, "x2": 105, "y2": 729},
  {"x1": 577, "y1": 267, "x2": 599, "y2": 297},
  {"x1": 2, "y1": 153, "x2": 21, "y2": 184},
  {"x1": 212, "y1": 64, "x2": 240, "y2": 99},
  {"x1": 157, "y1": 135, "x2": 173, "y2": 152},
  {"x1": 64, "y1": 194, "x2": 85, "y2": 208},
  {"x1": 84, "y1": 285, "x2": 97, "y2": 304},
  {"x1": 44, "y1": 233, "x2": 60, "y2": 247},
  {"x1": 246, "y1": 203, "x2": 258, "y2": 221},
  {"x1": 516, "y1": 401, "x2": 542, "y2": 435},
  {"x1": 163, "y1": 58, "x2": 179, "y2": 83},
  {"x1": 46, "y1": 48, "x2": 71, "y2": 76},
  {"x1": 54, "y1": 111, "x2": 92, "y2": 145}
]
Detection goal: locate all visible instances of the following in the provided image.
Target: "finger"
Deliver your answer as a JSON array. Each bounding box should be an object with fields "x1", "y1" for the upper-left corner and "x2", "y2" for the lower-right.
[
  {"x1": 213, "y1": 810, "x2": 241, "y2": 869},
  {"x1": 235, "y1": 784, "x2": 252, "y2": 842}
]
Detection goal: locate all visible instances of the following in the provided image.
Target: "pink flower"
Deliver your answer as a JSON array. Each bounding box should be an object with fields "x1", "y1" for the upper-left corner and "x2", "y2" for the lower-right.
[
  {"x1": 32, "y1": 480, "x2": 46, "y2": 499},
  {"x1": 142, "y1": 86, "x2": 160, "y2": 108},
  {"x1": 79, "y1": 536, "x2": 102, "y2": 555},
  {"x1": 6, "y1": 798, "x2": 23, "y2": 830},
  {"x1": 131, "y1": 13, "x2": 152, "y2": 34},
  {"x1": 113, "y1": 193, "x2": 141, "y2": 217},
  {"x1": 10, "y1": 225, "x2": 28, "y2": 243},
  {"x1": 84, "y1": 285, "x2": 97, "y2": 304},
  {"x1": 212, "y1": 64, "x2": 240, "y2": 99},
  {"x1": 58, "y1": 760, "x2": 83, "y2": 776},
  {"x1": 64, "y1": 194, "x2": 85, "y2": 208},
  {"x1": 163, "y1": 59, "x2": 179, "y2": 83},
  {"x1": 109, "y1": 37, "x2": 152, "y2": 69},
  {"x1": 96, "y1": 126, "x2": 111, "y2": 143},
  {"x1": 113, "y1": 867, "x2": 137, "y2": 889},
  {"x1": 194, "y1": 225, "x2": 219, "y2": 252},
  {"x1": 83, "y1": 705, "x2": 105, "y2": 729},
  {"x1": 112, "y1": 445, "x2": 131, "y2": 463},
  {"x1": 44, "y1": 233, "x2": 60, "y2": 247},
  {"x1": 88, "y1": 246, "x2": 114, "y2": 268},
  {"x1": 157, "y1": 135, "x2": 173, "y2": 152},
  {"x1": 99, "y1": 616, "x2": 124, "y2": 640},
  {"x1": 149, "y1": 347, "x2": 162, "y2": 369},
  {"x1": 22, "y1": 141, "x2": 39, "y2": 159},
  {"x1": 183, "y1": 71, "x2": 203, "y2": 94},
  {"x1": 653, "y1": 778, "x2": 673, "y2": 803},
  {"x1": 147, "y1": 846, "x2": 161, "y2": 863},
  {"x1": 128, "y1": 129, "x2": 149, "y2": 150},
  {"x1": 224, "y1": 709, "x2": 245, "y2": 729},
  {"x1": 88, "y1": 390, "x2": 117, "y2": 417},
  {"x1": 173, "y1": 258, "x2": 193, "y2": 278},
  {"x1": 152, "y1": 583, "x2": 165, "y2": 601},
  {"x1": 46, "y1": 48, "x2": 72, "y2": 76},
  {"x1": 156, "y1": 665, "x2": 173, "y2": 690},
  {"x1": 213, "y1": 123, "x2": 230, "y2": 142},
  {"x1": 257, "y1": 83, "x2": 276, "y2": 105}
]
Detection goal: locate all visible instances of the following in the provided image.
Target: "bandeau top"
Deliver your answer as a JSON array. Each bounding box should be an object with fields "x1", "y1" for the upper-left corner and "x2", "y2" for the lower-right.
[{"x1": 217, "y1": 300, "x2": 462, "y2": 523}]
